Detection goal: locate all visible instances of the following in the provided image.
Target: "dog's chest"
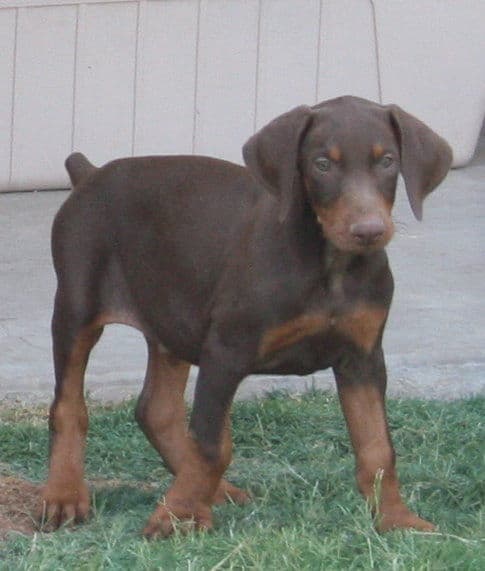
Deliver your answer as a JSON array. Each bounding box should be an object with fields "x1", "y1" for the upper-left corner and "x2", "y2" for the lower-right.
[
  {"x1": 257, "y1": 271, "x2": 388, "y2": 372},
  {"x1": 259, "y1": 304, "x2": 386, "y2": 357}
]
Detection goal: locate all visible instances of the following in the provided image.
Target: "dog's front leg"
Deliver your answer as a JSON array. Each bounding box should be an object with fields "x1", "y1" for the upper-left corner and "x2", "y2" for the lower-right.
[
  {"x1": 333, "y1": 347, "x2": 435, "y2": 532},
  {"x1": 142, "y1": 333, "x2": 249, "y2": 539}
]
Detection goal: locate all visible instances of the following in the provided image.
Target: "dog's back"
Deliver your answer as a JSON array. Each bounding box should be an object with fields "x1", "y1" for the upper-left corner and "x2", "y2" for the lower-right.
[{"x1": 53, "y1": 154, "x2": 258, "y2": 359}]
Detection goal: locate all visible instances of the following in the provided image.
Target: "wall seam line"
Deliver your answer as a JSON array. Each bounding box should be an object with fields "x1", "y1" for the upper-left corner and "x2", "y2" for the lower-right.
[
  {"x1": 191, "y1": 0, "x2": 202, "y2": 154},
  {"x1": 8, "y1": 8, "x2": 19, "y2": 186},
  {"x1": 314, "y1": 0, "x2": 324, "y2": 104},
  {"x1": 370, "y1": 0, "x2": 382, "y2": 104},
  {"x1": 70, "y1": 3, "x2": 80, "y2": 153},
  {"x1": 253, "y1": 0, "x2": 262, "y2": 132},
  {"x1": 131, "y1": 0, "x2": 142, "y2": 155}
]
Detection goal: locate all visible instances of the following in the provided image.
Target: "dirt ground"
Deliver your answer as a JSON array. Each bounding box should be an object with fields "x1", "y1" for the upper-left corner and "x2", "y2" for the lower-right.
[
  {"x1": 0, "y1": 476, "x2": 39, "y2": 539},
  {"x1": 0, "y1": 475, "x2": 161, "y2": 540}
]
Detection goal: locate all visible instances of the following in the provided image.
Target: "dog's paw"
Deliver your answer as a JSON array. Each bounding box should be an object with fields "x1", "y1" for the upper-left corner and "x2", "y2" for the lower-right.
[
  {"x1": 38, "y1": 480, "x2": 90, "y2": 531},
  {"x1": 376, "y1": 506, "x2": 435, "y2": 533},
  {"x1": 213, "y1": 479, "x2": 251, "y2": 505},
  {"x1": 142, "y1": 499, "x2": 213, "y2": 539}
]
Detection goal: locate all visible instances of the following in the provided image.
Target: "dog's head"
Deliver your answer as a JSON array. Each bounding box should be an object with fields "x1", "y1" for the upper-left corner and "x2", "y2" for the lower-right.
[{"x1": 243, "y1": 96, "x2": 452, "y2": 254}]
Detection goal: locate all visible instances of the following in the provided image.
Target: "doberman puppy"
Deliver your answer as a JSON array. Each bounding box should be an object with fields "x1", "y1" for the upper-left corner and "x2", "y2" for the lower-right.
[{"x1": 41, "y1": 96, "x2": 452, "y2": 538}]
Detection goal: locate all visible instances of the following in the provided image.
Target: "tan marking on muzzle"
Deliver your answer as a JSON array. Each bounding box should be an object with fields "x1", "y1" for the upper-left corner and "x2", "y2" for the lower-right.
[{"x1": 314, "y1": 189, "x2": 394, "y2": 253}]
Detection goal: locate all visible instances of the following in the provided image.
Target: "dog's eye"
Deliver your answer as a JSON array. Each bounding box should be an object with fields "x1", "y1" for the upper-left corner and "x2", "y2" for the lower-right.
[
  {"x1": 380, "y1": 154, "x2": 394, "y2": 168},
  {"x1": 314, "y1": 157, "x2": 331, "y2": 173}
]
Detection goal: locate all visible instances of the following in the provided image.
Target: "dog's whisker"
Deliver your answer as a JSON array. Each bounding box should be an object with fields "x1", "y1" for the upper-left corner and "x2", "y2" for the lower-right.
[{"x1": 393, "y1": 218, "x2": 411, "y2": 235}]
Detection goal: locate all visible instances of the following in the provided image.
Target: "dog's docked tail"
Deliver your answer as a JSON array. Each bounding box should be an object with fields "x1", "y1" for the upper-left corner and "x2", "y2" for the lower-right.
[{"x1": 65, "y1": 152, "x2": 96, "y2": 187}]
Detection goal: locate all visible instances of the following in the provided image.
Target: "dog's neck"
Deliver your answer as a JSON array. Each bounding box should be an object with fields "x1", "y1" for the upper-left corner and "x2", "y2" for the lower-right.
[
  {"x1": 280, "y1": 193, "x2": 386, "y2": 296},
  {"x1": 301, "y1": 203, "x2": 388, "y2": 298},
  {"x1": 298, "y1": 200, "x2": 353, "y2": 272},
  {"x1": 320, "y1": 241, "x2": 353, "y2": 298}
]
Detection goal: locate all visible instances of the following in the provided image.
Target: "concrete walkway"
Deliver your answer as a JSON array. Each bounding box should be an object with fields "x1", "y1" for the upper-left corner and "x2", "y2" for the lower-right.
[{"x1": 1, "y1": 141, "x2": 484, "y2": 403}]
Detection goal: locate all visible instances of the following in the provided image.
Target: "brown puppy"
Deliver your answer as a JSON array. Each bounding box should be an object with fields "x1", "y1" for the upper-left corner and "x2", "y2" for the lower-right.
[{"x1": 41, "y1": 96, "x2": 452, "y2": 537}]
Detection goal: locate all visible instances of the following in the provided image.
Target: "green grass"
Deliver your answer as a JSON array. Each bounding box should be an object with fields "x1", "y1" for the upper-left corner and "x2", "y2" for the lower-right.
[{"x1": 0, "y1": 390, "x2": 483, "y2": 570}]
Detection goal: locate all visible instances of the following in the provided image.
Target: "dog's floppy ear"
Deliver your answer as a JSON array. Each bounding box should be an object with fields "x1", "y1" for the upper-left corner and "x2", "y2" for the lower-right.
[
  {"x1": 389, "y1": 105, "x2": 452, "y2": 220},
  {"x1": 243, "y1": 105, "x2": 313, "y2": 222}
]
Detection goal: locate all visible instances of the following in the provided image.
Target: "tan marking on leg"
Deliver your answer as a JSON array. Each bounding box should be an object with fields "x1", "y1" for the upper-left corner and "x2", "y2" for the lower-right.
[
  {"x1": 259, "y1": 313, "x2": 330, "y2": 358},
  {"x1": 213, "y1": 413, "x2": 250, "y2": 505},
  {"x1": 41, "y1": 327, "x2": 101, "y2": 529},
  {"x1": 337, "y1": 382, "x2": 435, "y2": 532},
  {"x1": 42, "y1": 401, "x2": 90, "y2": 527},
  {"x1": 335, "y1": 304, "x2": 388, "y2": 353},
  {"x1": 143, "y1": 424, "x2": 232, "y2": 538},
  {"x1": 136, "y1": 343, "x2": 249, "y2": 511},
  {"x1": 136, "y1": 344, "x2": 191, "y2": 473}
]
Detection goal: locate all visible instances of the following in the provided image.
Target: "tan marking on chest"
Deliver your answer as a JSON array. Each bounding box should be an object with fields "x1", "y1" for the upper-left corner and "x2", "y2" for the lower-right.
[
  {"x1": 259, "y1": 313, "x2": 330, "y2": 358},
  {"x1": 335, "y1": 305, "x2": 388, "y2": 353},
  {"x1": 259, "y1": 304, "x2": 388, "y2": 359}
]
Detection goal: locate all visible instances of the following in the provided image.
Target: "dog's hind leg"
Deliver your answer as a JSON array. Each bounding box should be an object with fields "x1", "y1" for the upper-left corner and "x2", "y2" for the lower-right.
[
  {"x1": 135, "y1": 339, "x2": 249, "y2": 506},
  {"x1": 40, "y1": 296, "x2": 103, "y2": 529},
  {"x1": 141, "y1": 327, "x2": 255, "y2": 538}
]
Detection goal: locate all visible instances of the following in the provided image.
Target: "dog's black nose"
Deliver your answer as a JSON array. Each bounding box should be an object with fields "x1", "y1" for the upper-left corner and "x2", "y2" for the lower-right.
[{"x1": 350, "y1": 218, "x2": 386, "y2": 245}]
